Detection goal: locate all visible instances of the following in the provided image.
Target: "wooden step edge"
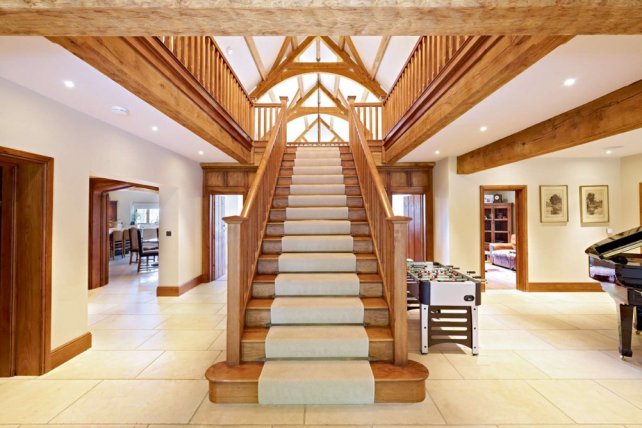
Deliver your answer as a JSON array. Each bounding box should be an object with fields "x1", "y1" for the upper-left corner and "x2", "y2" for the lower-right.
[
  {"x1": 253, "y1": 273, "x2": 382, "y2": 283},
  {"x1": 205, "y1": 360, "x2": 428, "y2": 403},
  {"x1": 242, "y1": 326, "x2": 392, "y2": 342},
  {"x1": 259, "y1": 253, "x2": 377, "y2": 261},
  {"x1": 262, "y1": 236, "x2": 371, "y2": 242},
  {"x1": 246, "y1": 297, "x2": 388, "y2": 310}
]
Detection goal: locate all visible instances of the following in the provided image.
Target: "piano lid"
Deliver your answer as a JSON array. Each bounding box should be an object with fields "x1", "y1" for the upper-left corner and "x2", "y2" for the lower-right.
[{"x1": 586, "y1": 226, "x2": 642, "y2": 259}]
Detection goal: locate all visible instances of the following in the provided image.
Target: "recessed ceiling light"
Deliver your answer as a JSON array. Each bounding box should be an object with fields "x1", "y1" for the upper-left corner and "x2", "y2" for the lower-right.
[
  {"x1": 480, "y1": 126, "x2": 488, "y2": 132},
  {"x1": 198, "y1": 150, "x2": 204, "y2": 155},
  {"x1": 111, "y1": 105, "x2": 129, "y2": 116},
  {"x1": 435, "y1": 150, "x2": 440, "y2": 155},
  {"x1": 563, "y1": 78, "x2": 576, "y2": 87},
  {"x1": 226, "y1": 46, "x2": 233, "y2": 55},
  {"x1": 605, "y1": 149, "x2": 613, "y2": 155},
  {"x1": 63, "y1": 80, "x2": 75, "y2": 88},
  {"x1": 151, "y1": 126, "x2": 159, "y2": 132}
]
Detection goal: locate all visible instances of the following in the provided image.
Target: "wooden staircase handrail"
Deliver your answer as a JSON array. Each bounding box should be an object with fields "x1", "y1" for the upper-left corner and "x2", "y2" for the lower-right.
[
  {"x1": 348, "y1": 96, "x2": 410, "y2": 366},
  {"x1": 224, "y1": 97, "x2": 288, "y2": 365}
]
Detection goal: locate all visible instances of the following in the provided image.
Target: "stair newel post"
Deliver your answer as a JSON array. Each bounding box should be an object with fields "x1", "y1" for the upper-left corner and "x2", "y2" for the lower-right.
[
  {"x1": 223, "y1": 215, "x2": 244, "y2": 366},
  {"x1": 279, "y1": 96, "x2": 288, "y2": 144},
  {"x1": 388, "y1": 216, "x2": 411, "y2": 366}
]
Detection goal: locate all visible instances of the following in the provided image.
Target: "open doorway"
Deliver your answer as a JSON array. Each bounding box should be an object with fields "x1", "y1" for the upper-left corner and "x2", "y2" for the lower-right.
[
  {"x1": 479, "y1": 186, "x2": 528, "y2": 291},
  {"x1": 392, "y1": 194, "x2": 426, "y2": 261},
  {"x1": 212, "y1": 194, "x2": 243, "y2": 280},
  {"x1": 88, "y1": 178, "x2": 159, "y2": 290},
  {"x1": 0, "y1": 147, "x2": 53, "y2": 376}
]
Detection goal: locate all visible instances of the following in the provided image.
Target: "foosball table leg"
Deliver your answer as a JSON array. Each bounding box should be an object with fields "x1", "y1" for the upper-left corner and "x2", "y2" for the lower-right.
[
  {"x1": 471, "y1": 306, "x2": 479, "y2": 356},
  {"x1": 421, "y1": 303, "x2": 429, "y2": 354}
]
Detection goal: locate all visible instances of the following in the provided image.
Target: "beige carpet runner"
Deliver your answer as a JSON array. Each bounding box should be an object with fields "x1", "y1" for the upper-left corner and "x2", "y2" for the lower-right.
[{"x1": 258, "y1": 145, "x2": 375, "y2": 405}]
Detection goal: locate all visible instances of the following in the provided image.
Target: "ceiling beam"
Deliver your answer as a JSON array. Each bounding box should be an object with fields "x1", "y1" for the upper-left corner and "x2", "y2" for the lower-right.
[
  {"x1": 344, "y1": 36, "x2": 368, "y2": 74},
  {"x1": 457, "y1": 79, "x2": 642, "y2": 174},
  {"x1": 48, "y1": 36, "x2": 251, "y2": 163},
  {"x1": 5, "y1": 2, "x2": 642, "y2": 35},
  {"x1": 384, "y1": 35, "x2": 572, "y2": 163},
  {"x1": 288, "y1": 106, "x2": 347, "y2": 121},
  {"x1": 271, "y1": 37, "x2": 292, "y2": 72},
  {"x1": 371, "y1": 36, "x2": 391, "y2": 78},
  {"x1": 294, "y1": 117, "x2": 320, "y2": 142},
  {"x1": 319, "y1": 116, "x2": 345, "y2": 142},
  {"x1": 244, "y1": 36, "x2": 266, "y2": 81}
]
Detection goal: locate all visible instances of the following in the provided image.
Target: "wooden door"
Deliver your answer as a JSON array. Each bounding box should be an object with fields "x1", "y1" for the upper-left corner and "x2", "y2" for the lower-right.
[
  {"x1": 0, "y1": 165, "x2": 15, "y2": 376},
  {"x1": 403, "y1": 194, "x2": 425, "y2": 261},
  {"x1": 213, "y1": 196, "x2": 226, "y2": 279}
]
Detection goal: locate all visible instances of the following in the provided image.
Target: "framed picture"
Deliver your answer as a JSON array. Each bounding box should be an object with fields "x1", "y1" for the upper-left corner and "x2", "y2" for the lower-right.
[
  {"x1": 539, "y1": 185, "x2": 568, "y2": 223},
  {"x1": 483, "y1": 194, "x2": 494, "y2": 204},
  {"x1": 580, "y1": 185, "x2": 609, "y2": 224}
]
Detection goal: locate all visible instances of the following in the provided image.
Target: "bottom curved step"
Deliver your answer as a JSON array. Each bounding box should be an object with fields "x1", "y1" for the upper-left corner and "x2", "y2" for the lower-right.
[{"x1": 205, "y1": 360, "x2": 429, "y2": 404}]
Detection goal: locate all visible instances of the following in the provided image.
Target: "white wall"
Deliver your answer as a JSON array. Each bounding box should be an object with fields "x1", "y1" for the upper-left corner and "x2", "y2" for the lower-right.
[
  {"x1": 108, "y1": 189, "x2": 159, "y2": 227},
  {"x1": 0, "y1": 78, "x2": 203, "y2": 348},
  {"x1": 620, "y1": 153, "x2": 642, "y2": 231},
  {"x1": 434, "y1": 156, "x2": 622, "y2": 283}
]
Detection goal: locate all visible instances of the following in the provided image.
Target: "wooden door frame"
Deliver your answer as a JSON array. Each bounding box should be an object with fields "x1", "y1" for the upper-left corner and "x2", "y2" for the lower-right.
[
  {"x1": 88, "y1": 178, "x2": 158, "y2": 290},
  {"x1": 203, "y1": 191, "x2": 246, "y2": 282},
  {"x1": 479, "y1": 185, "x2": 528, "y2": 292},
  {"x1": 0, "y1": 146, "x2": 54, "y2": 376},
  {"x1": 639, "y1": 183, "x2": 642, "y2": 225},
  {"x1": 392, "y1": 192, "x2": 427, "y2": 261}
]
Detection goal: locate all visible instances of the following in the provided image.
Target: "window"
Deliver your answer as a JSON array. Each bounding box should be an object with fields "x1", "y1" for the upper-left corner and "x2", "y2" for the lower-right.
[{"x1": 135, "y1": 207, "x2": 160, "y2": 225}]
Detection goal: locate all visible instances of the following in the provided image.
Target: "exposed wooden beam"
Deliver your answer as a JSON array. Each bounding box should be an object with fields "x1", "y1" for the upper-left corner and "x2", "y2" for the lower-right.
[
  {"x1": 338, "y1": 36, "x2": 346, "y2": 50},
  {"x1": 319, "y1": 116, "x2": 345, "y2": 142},
  {"x1": 384, "y1": 35, "x2": 572, "y2": 163},
  {"x1": 344, "y1": 36, "x2": 368, "y2": 74},
  {"x1": 271, "y1": 37, "x2": 292, "y2": 72},
  {"x1": 288, "y1": 106, "x2": 347, "y2": 121},
  {"x1": 244, "y1": 36, "x2": 266, "y2": 81},
  {"x1": 333, "y1": 75, "x2": 341, "y2": 97},
  {"x1": 294, "y1": 117, "x2": 320, "y2": 142},
  {"x1": 48, "y1": 36, "x2": 251, "y2": 163},
  {"x1": 360, "y1": 88, "x2": 370, "y2": 102},
  {"x1": 457, "y1": 79, "x2": 642, "y2": 174},
  {"x1": 318, "y1": 82, "x2": 349, "y2": 114},
  {"x1": 315, "y1": 36, "x2": 321, "y2": 61},
  {"x1": 371, "y1": 36, "x2": 391, "y2": 78},
  {"x1": 3, "y1": 2, "x2": 642, "y2": 35}
]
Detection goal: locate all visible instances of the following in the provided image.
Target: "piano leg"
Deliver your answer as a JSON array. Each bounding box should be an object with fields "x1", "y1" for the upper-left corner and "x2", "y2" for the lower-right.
[
  {"x1": 635, "y1": 306, "x2": 641, "y2": 335},
  {"x1": 617, "y1": 304, "x2": 634, "y2": 358},
  {"x1": 421, "y1": 304, "x2": 429, "y2": 354}
]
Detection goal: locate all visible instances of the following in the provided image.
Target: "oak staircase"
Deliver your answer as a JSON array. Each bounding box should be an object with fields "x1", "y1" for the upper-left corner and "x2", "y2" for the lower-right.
[{"x1": 205, "y1": 98, "x2": 428, "y2": 404}]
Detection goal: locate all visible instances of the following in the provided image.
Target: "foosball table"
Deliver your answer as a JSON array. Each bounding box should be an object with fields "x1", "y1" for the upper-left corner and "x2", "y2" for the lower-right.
[{"x1": 407, "y1": 261, "x2": 482, "y2": 355}]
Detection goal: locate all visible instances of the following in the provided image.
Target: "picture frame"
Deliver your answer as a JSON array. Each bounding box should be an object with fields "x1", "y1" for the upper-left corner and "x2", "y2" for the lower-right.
[
  {"x1": 539, "y1": 185, "x2": 568, "y2": 223},
  {"x1": 580, "y1": 185, "x2": 609, "y2": 224},
  {"x1": 483, "y1": 194, "x2": 494, "y2": 204}
]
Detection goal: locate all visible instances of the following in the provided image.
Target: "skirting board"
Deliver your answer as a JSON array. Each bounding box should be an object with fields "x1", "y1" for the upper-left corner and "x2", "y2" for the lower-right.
[
  {"x1": 49, "y1": 332, "x2": 92, "y2": 370},
  {"x1": 527, "y1": 282, "x2": 602, "y2": 292},
  {"x1": 157, "y1": 274, "x2": 204, "y2": 297}
]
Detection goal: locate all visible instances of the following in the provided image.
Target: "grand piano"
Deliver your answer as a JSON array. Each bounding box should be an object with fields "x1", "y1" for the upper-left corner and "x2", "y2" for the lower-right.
[{"x1": 586, "y1": 226, "x2": 642, "y2": 359}]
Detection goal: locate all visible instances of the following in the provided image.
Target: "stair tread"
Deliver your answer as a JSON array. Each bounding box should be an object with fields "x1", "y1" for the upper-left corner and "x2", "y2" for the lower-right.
[
  {"x1": 260, "y1": 253, "x2": 376, "y2": 261},
  {"x1": 243, "y1": 326, "x2": 392, "y2": 342},
  {"x1": 263, "y1": 236, "x2": 369, "y2": 242},
  {"x1": 246, "y1": 297, "x2": 387, "y2": 310},
  {"x1": 254, "y1": 273, "x2": 381, "y2": 283}
]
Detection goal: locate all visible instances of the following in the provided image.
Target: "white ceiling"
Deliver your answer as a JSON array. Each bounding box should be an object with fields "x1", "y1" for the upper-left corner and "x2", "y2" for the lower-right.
[
  {"x1": 541, "y1": 128, "x2": 642, "y2": 158},
  {"x1": 0, "y1": 36, "x2": 235, "y2": 163},
  {"x1": 401, "y1": 35, "x2": 642, "y2": 162}
]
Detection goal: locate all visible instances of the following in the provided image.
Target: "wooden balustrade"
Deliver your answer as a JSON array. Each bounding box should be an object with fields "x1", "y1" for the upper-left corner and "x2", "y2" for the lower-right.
[
  {"x1": 224, "y1": 98, "x2": 288, "y2": 365},
  {"x1": 354, "y1": 102, "x2": 383, "y2": 141},
  {"x1": 382, "y1": 35, "x2": 472, "y2": 139},
  {"x1": 252, "y1": 103, "x2": 281, "y2": 141},
  {"x1": 348, "y1": 97, "x2": 410, "y2": 365},
  {"x1": 158, "y1": 36, "x2": 253, "y2": 136}
]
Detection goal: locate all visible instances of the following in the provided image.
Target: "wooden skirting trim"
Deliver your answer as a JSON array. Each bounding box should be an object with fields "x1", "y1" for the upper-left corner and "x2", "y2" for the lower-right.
[
  {"x1": 50, "y1": 332, "x2": 92, "y2": 370},
  {"x1": 527, "y1": 282, "x2": 602, "y2": 292},
  {"x1": 157, "y1": 274, "x2": 205, "y2": 297}
]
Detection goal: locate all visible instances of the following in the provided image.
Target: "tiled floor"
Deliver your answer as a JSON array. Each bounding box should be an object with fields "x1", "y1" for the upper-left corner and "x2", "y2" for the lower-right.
[
  {"x1": 1, "y1": 263, "x2": 642, "y2": 427},
  {"x1": 485, "y1": 263, "x2": 516, "y2": 290}
]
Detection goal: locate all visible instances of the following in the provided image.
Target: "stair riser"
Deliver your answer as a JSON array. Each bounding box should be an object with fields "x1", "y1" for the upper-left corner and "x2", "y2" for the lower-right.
[
  {"x1": 241, "y1": 340, "x2": 393, "y2": 362},
  {"x1": 262, "y1": 238, "x2": 373, "y2": 254},
  {"x1": 272, "y1": 196, "x2": 363, "y2": 208},
  {"x1": 265, "y1": 222, "x2": 370, "y2": 236},
  {"x1": 281, "y1": 160, "x2": 355, "y2": 168},
  {"x1": 269, "y1": 209, "x2": 366, "y2": 222},
  {"x1": 275, "y1": 186, "x2": 361, "y2": 196},
  {"x1": 285, "y1": 146, "x2": 350, "y2": 154},
  {"x1": 283, "y1": 153, "x2": 353, "y2": 161},
  {"x1": 257, "y1": 258, "x2": 377, "y2": 274},
  {"x1": 245, "y1": 307, "x2": 389, "y2": 327},
  {"x1": 251, "y1": 281, "x2": 383, "y2": 298},
  {"x1": 277, "y1": 176, "x2": 359, "y2": 186},
  {"x1": 280, "y1": 167, "x2": 356, "y2": 177}
]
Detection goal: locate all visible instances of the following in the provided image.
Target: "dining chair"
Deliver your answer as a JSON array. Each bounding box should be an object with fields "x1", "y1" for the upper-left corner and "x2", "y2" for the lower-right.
[
  {"x1": 122, "y1": 229, "x2": 131, "y2": 256},
  {"x1": 135, "y1": 227, "x2": 159, "y2": 272},
  {"x1": 111, "y1": 230, "x2": 124, "y2": 259},
  {"x1": 129, "y1": 226, "x2": 140, "y2": 265}
]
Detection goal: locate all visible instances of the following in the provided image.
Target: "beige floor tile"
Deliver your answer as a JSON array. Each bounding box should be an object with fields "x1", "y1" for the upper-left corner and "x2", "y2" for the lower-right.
[
  {"x1": 163, "y1": 303, "x2": 225, "y2": 315},
  {"x1": 91, "y1": 314, "x2": 167, "y2": 330},
  {"x1": 208, "y1": 330, "x2": 228, "y2": 351},
  {"x1": 191, "y1": 402, "x2": 304, "y2": 425},
  {"x1": 517, "y1": 350, "x2": 642, "y2": 379},
  {"x1": 499, "y1": 425, "x2": 623, "y2": 428},
  {"x1": 529, "y1": 380, "x2": 642, "y2": 423},
  {"x1": 444, "y1": 350, "x2": 549, "y2": 379},
  {"x1": 599, "y1": 380, "x2": 642, "y2": 408},
  {"x1": 409, "y1": 352, "x2": 463, "y2": 379},
  {"x1": 553, "y1": 302, "x2": 616, "y2": 315},
  {"x1": 304, "y1": 396, "x2": 446, "y2": 425},
  {"x1": 138, "y1": 329, "x2": 222, "y2": 350},
  {"x1": 531, "y1": 329, "x2": 620, "y2": 350},
  {"x1": 603, "y1": 350, "x2": 642, "y2": 369},
  {"x1": 137, "y1": 350, "x2": 220, "y2": 379},
  {"x1": 553, "y1": 314, "x2": 616, "y2": 330},
  {"x1": 88, "y1": 303, "x2": 120, "y2": 315},
  {"x1": 106, "y1": 303, "x2": 177, "y2": 315},
  {"x1": 500, "y1": 303, "x2": 562, "y2": 314},
  {"x1": 149, "y1": 426, "x2": 269, "y2": 428},
  {"x1": 0, "y1": 379, "x2": 98, "y2": 423},
  {"x1": 51, "y1": 380, "x2": 207, "y2": 424},
  {"x1": 595, "y1": 329, "x2": 642, "y2": 349},
  {"x1": 43, "y1": 350, "x2": 162, "y2": 379},
  {"x1": 88, "y1": 313, "x2": 111, "y2": 326},
  {"x1": 91, "y1": 329, "x2": 158, "y2": 350},
  {"x1": 426, "y1": 379, "x2": 572, "y2": 424},
  {"x1": 478, "y1": 304, "x2": 518, "y2": 315},
  {"x1": 173, "y1": 293, "x2": 227, "y2": 304},
  {"x1": 88, "y1": 293, "x2": 156, "y2": 305},
  {"x1": 479, "y1": 330, "x2": 556, "y2": 350},
  {"x1": 214, "y1": 316, "x2": 227, "y2": 329},
  {"x1": 479, "y1": 314, "x2": 512, "y2": 330},
  {"x1": 157, "y1": 314, "x2": 225, "y2": 330},
  {"x1": 22, "y1": 425, "x2": 146, "y2": 428},
  {"x1": 492, "y1": 314, "x2": 578, "y2": 330}
]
